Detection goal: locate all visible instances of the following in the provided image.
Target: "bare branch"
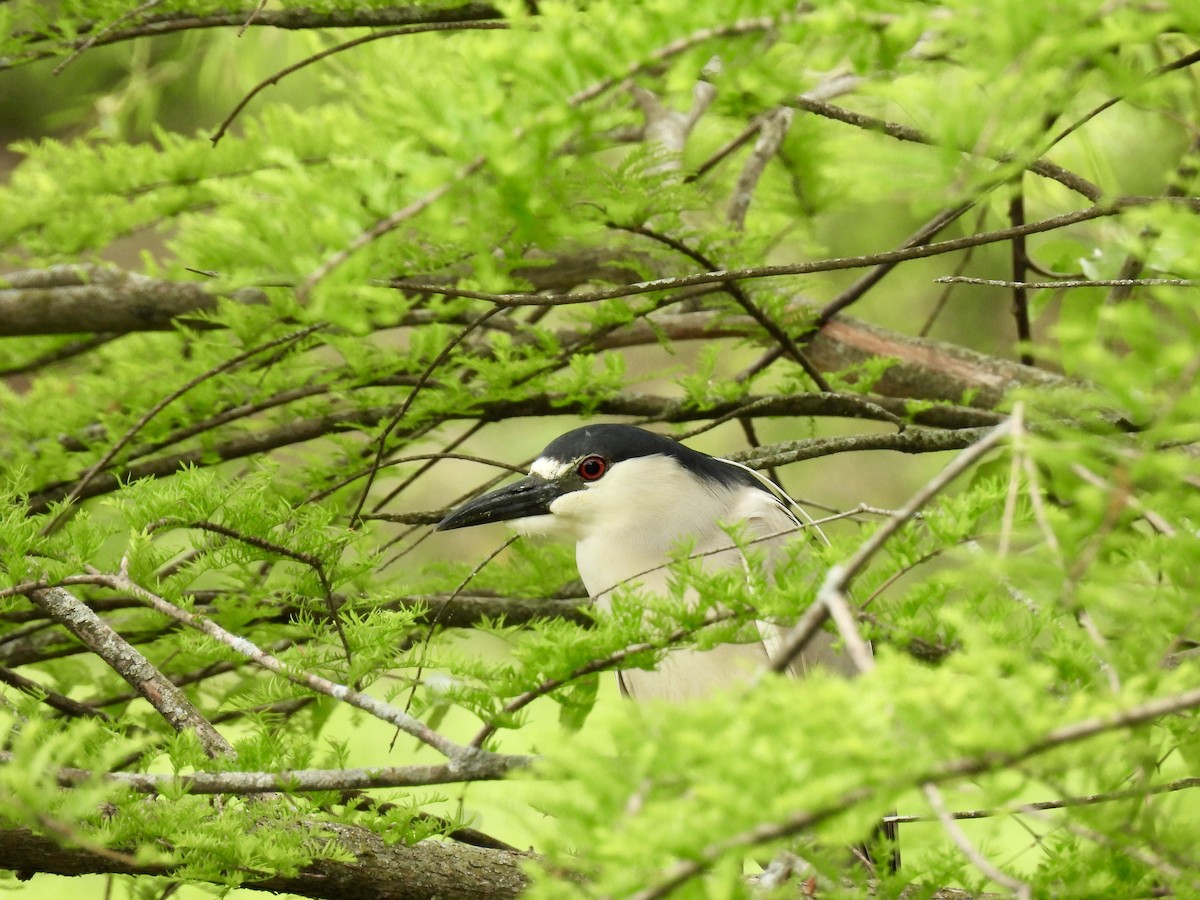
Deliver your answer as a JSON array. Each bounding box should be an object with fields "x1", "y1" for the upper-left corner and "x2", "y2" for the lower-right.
[
  {"x1": 727, "y1": 107, "x2": 793, "y2": 229},
  {"x1": 1008, "y1": 186, "x2": 1034, "y2": 366},
  {"x1": 885, "y1": 776, "x2": 1200, "y2": 824},
  {"x1": 51, "y1": 0, "x2": 164, "y2": 73},
  {"x1": 938, "y1": 276, "x2": 1199, "y2": 289},
  {"x1": 923, "y1": 782, "x2": 1032, "y2": 900},
  {"x1": 349, "y1": 305, "x2": 502, "y2": 524},
  {"x1": 610, "y1": 222, "x2": 838, "y2": 394},
  {"x1": 26, "y1": 393, "x2": 1006, "y2": 515},
  {"x1": 297, "y1": 156, "x2": 486, "y2": 302},
  {"x1": 786, "y1": 94, "x2": 1102, "y2": 202},
  {"x1": 44, "y1": 324, "x2": 325, "y2": 532},
  {"x1": 0, "y1": 751, "x2": 518, "y2": 794},
  {"x1": 88, "y1": 568, "x2": 522, "y2": 768},
  {"x1": 567, "y1": 15, "x2": 787, "y2": 107},
  {"x1": 470, "y1": 613, "x2": 737, "y2": 748},
  {"x1": 0, "y1": 666, "x2": 112, "y2": 720}
]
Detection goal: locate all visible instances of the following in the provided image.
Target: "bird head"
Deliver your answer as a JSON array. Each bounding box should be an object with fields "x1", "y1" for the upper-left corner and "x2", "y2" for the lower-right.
[{"x1": 436, "y1": 424, "x2": 784, "y2": 547}]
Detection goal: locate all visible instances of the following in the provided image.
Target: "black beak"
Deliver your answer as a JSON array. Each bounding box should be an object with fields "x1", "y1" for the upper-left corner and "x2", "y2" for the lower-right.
[{"x1": 436, "y1": 476, "x2": 564, "y2": 531}]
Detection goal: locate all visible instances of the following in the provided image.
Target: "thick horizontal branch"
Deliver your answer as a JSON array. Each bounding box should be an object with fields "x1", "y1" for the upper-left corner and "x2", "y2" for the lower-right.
[
  {"x1": 599, "y1": 307, "x2": 1057, "y2": 409},
  {"x1": 5, "y1": 4, "x2": 506, "y2": 69},
  {"x1": 0, "y1": 823, "x2": 528, "y2": 900},
  {"x1": 0, "y1": 265, "x2": 264, "y2": 335},
  {"x1": 6, "y1": 264, "x2": 1058, "y2": 416},
  {"x1": 26, "y1": 393, "x2": 1009, "y2": 514}
]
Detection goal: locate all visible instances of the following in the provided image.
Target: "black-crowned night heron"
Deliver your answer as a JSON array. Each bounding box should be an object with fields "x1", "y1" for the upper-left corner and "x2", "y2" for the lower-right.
[
  {"x1": 436, "y1": 423, "x2": 856, "y2": 699},
  {"x1": 438, "y1": 423, "x2": 897, "y2": 870}
]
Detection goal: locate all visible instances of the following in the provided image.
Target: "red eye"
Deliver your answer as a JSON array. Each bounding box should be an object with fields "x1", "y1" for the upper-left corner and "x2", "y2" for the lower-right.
[{"x1": 577, "y1": 455, "x2": 607, "y2": 481}]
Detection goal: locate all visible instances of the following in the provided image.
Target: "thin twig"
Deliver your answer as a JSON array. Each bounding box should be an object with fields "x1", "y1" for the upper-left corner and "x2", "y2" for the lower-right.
[
  {"x1": 567, "y1": 16, "x2": 787, "y2": 107},
  {"x1": 400, "y1": 535, "x2": 519, "y2": 732},
  {"x1": 0, "y1": 751, "x2": 521, "y2": 794},
  {"x1": 52, "y1": 0, "x2": 164, "y2": 73},
  {"x1": 923, "y1": 783, "x2": 1032, "y2": 899},
  {"x1": 884, "y1": 776, "x2": 1200, "y2": 825},
  {"x1": 211, "y1": 23, "x2": 509, "y2": 145},
  {"x1": 937, "y1": 276, "x2": 1199, "y2": 289},
  {"x1": 470, "y1": 612, "x2": 737, "y2": 748},
  {"x1": 181, "y1": 519, "x2": 352, "y2": 665},
  {"x1": 349, "y1": 305, "x2": 501, "y2": 524},
  {"x1": 610, "y1": 221, "x2": 837, "y2": 393},
  {"x1": 787, "y1": 94, "x2": 1102, "y2": 201},
  {"x1": 42, "y1": 324, "x2": 325, "y2": 534},
  {"x1": 920, "y1": 206, "x2": 991, "y2": 338},
  {"x1": 89, "y1": 566, "x2": 499, "y2": 763},
  {"x1": 0, "y1": 666, "x2": 112, "y2": 720},
  {"x1": 770, "y1": 419, "x2": 1012, "y2": 672},
  {"x1": 1046, "y1": 47, "x2": 1200, "y2": 149},
  {"x1": 297, "y1": 156, "x2": 485, "y2": 302},
  {"x1": 237, "y1": 0, "x2": 269, "y2": 36},
  {"x1": 389, "y1": 201, "x2": 1157, "y2": 306}
]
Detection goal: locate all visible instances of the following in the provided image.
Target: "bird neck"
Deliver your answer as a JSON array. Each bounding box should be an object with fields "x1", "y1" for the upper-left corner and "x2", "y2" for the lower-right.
[{"x1": 574, "y1": 521, "x2": 735, "y2": 600}]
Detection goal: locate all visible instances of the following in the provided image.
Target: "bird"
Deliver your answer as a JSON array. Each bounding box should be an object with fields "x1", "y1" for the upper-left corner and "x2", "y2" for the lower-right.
[
  {"x1": 437, "y1": 423, "x2": 898, "y2": 870},
  {"x1": 435, "y1": 423, "x2": 856, "y2": 699}
]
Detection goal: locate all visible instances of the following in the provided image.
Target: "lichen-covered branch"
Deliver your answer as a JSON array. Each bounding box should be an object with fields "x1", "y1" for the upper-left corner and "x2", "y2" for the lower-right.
[{"x1": 24, "y1": 587, "x2": 235, "y2": 759}]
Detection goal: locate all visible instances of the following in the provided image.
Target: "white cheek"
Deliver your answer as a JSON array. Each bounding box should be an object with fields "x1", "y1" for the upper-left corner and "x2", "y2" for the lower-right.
[
  {"x1": 548, "y1": 491, "x2": 590, "y2": 520},
  {"x1": 511, "y1": 514, "x2": 562, "y2": 538}
]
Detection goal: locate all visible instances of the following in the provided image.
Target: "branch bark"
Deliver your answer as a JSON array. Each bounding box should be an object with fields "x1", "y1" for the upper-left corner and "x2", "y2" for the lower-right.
[
  {"x1": 0, "y1": 265, "x2": 263, "y2": 335},
  {"x1": 0, "y1": 752, "x2": 519, "y2": 794},
  {"x1": 5, "y1": 4, "x2": 506, "y2": 69},
  {"x1": 24, "y1": 587, "x2": 235, "y2": 759},
  {"x1": 0, "y1": 824, "x2": 529, "y2": 899}
]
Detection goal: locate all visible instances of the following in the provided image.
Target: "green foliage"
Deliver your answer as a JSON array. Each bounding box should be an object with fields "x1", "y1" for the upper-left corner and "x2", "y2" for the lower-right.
[{"x1": 2, "y1": 0, "x2": 1199, "y2": 897}]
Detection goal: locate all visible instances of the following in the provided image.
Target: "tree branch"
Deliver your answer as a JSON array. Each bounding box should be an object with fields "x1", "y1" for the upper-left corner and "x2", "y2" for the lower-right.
[
  {"x1": 786, "y1": 94, "x2": 1102, "y2": 202},
  {"x1": 87, "y1": 567, "x2": 524, "y2": 768},
  {"x1": 24, "y1": 587, "x2": 235, "y2": 759},
  {"x1": 769, "y1": 420, "x2": 1012, "y2": 673},
  {"x1": 0, "y1": 824, "x2": 529, "y2": 900},
  {"x1": 633, "y1": 682, "x2": 1200, "y2": 898},
  {"x1": 0, "y1": 265, "x2": 264, "y2": 335},
  {"x1": 4, "y1": 4, "x2": 507, "y2": 70},
  {"x1": 0, "y1": 752, "x2": 518, "y2": 794}
]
